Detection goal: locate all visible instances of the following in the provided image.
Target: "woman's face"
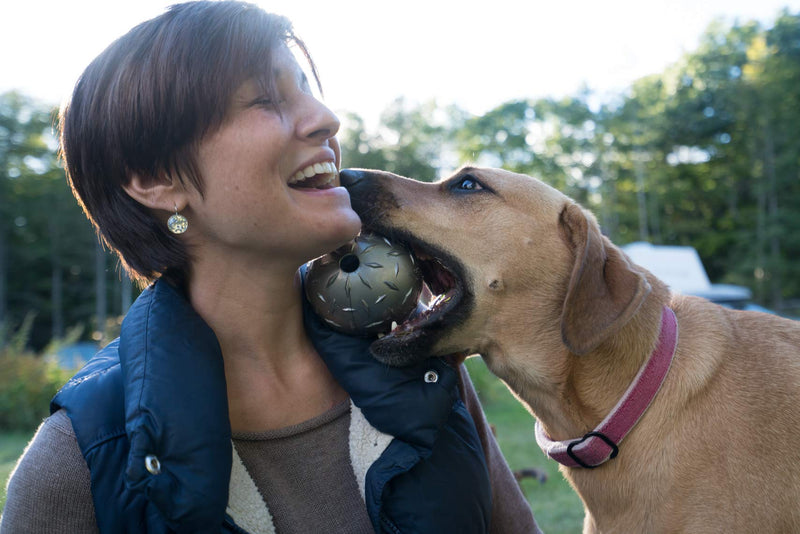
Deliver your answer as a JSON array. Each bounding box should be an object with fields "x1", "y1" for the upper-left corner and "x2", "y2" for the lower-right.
[{"x1": 185, "y1": 44, "x2": 362, "y2": 269}]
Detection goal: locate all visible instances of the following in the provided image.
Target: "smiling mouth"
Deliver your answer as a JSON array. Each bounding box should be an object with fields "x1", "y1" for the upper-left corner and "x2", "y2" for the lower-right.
[
  {"x1": 289, "y1": 161, "x2": 337, "y2": 189},
  {"x1": 369, "y1": 232, "x2": 468, "y2": 365}
]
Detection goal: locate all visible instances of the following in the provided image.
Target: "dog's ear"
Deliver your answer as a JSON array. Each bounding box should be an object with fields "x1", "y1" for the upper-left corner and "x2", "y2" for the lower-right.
[{"x1": 559, "y1": 203, "x2": 651, "y2": 355}]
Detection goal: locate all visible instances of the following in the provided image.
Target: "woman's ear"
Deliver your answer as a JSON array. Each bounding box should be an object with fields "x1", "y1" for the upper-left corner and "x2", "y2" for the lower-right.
[{"x1": 123, "y1": 173, "x2": 187, "y2": 213}]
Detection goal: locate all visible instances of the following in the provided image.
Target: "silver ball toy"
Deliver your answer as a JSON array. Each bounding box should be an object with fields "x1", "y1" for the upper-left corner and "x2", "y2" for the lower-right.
[{"x1": 304, "y1": 233, "x2": 423, "y2": 336}]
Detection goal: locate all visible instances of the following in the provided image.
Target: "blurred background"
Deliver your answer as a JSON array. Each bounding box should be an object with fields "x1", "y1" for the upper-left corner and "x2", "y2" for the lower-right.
[{"x1": 2, "y1": 1, "x2": 799, "y2": 530}]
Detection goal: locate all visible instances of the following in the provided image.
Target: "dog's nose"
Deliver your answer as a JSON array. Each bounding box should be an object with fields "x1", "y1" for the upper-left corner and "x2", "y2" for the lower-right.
[{"x1": 339, "y1": 169, "x2": 367, "y2": 189}]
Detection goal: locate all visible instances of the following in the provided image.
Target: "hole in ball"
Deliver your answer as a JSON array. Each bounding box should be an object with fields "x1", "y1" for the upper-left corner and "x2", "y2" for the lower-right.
[{"x1": 339, "y1": 253, "x2": 360, "y2": 273}]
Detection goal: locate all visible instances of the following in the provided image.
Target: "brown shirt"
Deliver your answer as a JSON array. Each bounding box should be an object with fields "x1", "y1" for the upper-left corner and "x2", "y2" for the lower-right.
[
  {"x1": 1, "y1": 365, "x2": 541, "y2": 533},
  {"x1": 232, "y1": 401, "x2": 374, "y2": 534}
]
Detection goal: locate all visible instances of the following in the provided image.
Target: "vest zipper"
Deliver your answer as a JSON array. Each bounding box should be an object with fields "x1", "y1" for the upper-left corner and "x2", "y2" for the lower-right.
[{"x1": 379, "y1": 512, "x2": 403, "y2": 534}]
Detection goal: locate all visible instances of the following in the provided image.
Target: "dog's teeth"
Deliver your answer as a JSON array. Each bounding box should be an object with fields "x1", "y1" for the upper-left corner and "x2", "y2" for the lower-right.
[{"x1": 391, "y1": 321, "x2": 398, "y2": 331}]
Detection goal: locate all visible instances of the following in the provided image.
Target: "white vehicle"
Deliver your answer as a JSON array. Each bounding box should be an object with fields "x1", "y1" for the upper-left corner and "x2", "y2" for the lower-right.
[{"x1": 620, "y1": 242, "x2": 773, "y2": 313}]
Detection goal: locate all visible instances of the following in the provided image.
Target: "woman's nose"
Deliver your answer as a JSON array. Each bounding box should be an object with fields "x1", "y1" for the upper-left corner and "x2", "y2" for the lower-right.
[{"x1": 297, "y1": 95, "x2": 340, "y2": 142}]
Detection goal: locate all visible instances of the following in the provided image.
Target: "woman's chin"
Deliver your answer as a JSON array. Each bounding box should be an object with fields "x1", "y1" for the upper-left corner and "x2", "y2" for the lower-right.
[
  {"x1": 332, "y1": 209, "x2": 363, "y2": 243},
  {"x1": 309, "y1": 214, "x2": 361, "y2": 258}
]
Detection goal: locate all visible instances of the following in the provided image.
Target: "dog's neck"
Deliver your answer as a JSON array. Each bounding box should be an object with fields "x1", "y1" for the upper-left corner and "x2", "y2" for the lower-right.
[
  {"x1": 494, "y1": 294, "x2": 669, "y2": 443},
  {"x1": 535, "y1": 306, "x2": 678, "y2": 469},
  {"x1": 570, "y1": 301, "x2": 666, "y2": 430}
]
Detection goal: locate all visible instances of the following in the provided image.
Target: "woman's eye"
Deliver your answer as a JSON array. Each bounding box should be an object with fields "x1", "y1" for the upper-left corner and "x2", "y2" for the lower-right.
[
  {"x1": 454, "y1": 176, "x2": 483, "y2": 191},
  {"x1": 251, "y1": 97, "x2": 279, "y2": 109}
]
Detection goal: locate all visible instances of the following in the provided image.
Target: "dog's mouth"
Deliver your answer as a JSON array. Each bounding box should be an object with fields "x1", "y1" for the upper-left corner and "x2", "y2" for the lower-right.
[
  {"x1": 387, "y1": 246, "x2": 462, "y2": 334},
  {"x1": 368, "y1": 230, "x2": 470, "y2": 367}
]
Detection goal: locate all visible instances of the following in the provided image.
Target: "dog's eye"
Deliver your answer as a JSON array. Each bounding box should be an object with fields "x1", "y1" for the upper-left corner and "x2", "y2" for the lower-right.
[{"x1": 453, "y1": 176, "x2": 484, "y2": 192}]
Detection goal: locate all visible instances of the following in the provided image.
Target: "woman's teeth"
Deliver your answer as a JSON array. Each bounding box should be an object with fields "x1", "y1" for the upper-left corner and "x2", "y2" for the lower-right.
[{"x1": 290, "y1": 161, "x2": 337, "y2": 186}]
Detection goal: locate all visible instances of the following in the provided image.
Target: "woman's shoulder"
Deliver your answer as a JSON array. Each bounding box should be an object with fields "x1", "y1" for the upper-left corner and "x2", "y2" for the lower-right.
[
  {"x1": 40, "y1": 408, "x2": 76, "y2": 436},
  {"x1": 0, "y1": 411, "x2": 98, "y2": 533},
  {"x1": 6, "y1": 410, "x2": 88, "y2": 489}
]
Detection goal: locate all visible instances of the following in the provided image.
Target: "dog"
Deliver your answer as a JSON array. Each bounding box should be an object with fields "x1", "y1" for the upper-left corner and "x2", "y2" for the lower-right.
[{"x1": 338, "y1": 167, "x2": 800, "y2": 534}]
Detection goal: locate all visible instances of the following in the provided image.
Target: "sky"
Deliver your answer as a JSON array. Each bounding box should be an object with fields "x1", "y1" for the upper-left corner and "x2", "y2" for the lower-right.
[{"x1": 2, "y1": 0, "x2": 799, "y2": 124}]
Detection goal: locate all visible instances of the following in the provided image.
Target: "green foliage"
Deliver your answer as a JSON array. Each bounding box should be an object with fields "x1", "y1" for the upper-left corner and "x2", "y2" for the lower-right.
[
  {"x1": 0, "y1": 91, "x2": 134, "y2": 351},
  {"x1": 340, "y1": 97, "x2": 458, "y2": 182},
  {"x1": 0, "y1": 317, "x2": 73, "y2": 431}
]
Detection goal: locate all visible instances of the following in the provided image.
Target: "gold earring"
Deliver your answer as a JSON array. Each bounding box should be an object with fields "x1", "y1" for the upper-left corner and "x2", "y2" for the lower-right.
[{"x1": 167, "y1": 204, "x2": 188, "y2": 234}]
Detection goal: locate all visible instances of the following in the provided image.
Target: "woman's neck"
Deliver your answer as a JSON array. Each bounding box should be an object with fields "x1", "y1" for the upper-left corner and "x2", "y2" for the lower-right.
[
  {"x1": 189, "y1": 259, "x2": 304, "y2": 361},
  {"x1": 187, "y1": 252, "x2": 347, "y2": 432}
]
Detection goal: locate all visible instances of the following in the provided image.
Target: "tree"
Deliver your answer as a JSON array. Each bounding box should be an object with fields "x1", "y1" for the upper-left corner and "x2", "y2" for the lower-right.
[
  {"x1": 0, "y1": 91, "x2": 131, "y2": 350},
  {"x1": 339, "y1": 98, "x2": 457, "y2": 181},
  {"x1": 0, "y1": 92, "x2": 59, "y2": 344}
]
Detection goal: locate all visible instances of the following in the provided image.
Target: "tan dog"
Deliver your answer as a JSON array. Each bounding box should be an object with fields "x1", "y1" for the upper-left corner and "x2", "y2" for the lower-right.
[{"x1": 339, "y1": 166, "x2": 800, "y2": 533}]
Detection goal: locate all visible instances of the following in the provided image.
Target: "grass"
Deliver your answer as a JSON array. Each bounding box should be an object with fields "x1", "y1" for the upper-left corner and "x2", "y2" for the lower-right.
[
  {"x1": 0, "y1": 430, "x2": 34, "y2": 512},
  {"x1": 465, "y1": 357, "x2": 585, "y2": 534},
  {"x1": 0, "y1": 363, "x2": 585, "y2": 531}
]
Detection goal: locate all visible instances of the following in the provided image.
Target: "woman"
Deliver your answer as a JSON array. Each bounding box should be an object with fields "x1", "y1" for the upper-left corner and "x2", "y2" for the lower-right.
[{"x1": 0, "y1": 2, "x2": 541, "y2": 533}]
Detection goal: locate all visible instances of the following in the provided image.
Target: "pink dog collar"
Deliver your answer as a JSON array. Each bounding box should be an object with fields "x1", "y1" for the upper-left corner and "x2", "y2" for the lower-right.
[{"x1": 535, "y1": 306, "x2": 678, "y2": 469}]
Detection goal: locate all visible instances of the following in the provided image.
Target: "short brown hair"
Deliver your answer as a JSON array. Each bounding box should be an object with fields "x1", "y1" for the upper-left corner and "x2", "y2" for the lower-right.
[{"x1": 60, "y1": 1, "x2": 318, "y2": 288}]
